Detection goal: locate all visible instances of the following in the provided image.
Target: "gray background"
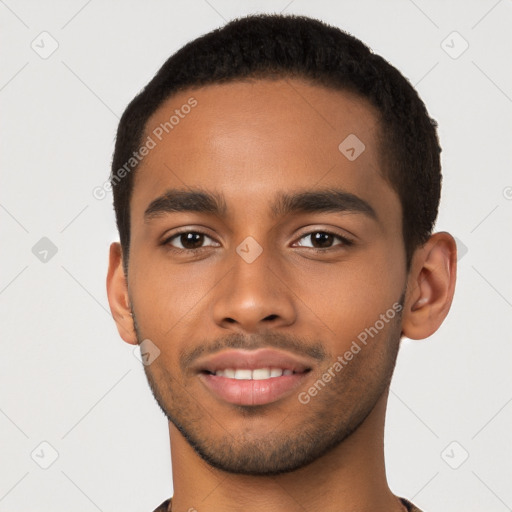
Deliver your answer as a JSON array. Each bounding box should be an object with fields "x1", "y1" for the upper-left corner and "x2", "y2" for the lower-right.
[{"x1": 1, "y1": 0, "x2": 511, "y2": 511}]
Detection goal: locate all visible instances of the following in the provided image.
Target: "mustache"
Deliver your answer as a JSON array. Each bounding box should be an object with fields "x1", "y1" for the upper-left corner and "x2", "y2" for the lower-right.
[
  {"x1": 180, "y1": 331, "x2": 327, "y2": 372},
  {"x1": 131, "y1": 309, "x2": 326, "y2": 364}
]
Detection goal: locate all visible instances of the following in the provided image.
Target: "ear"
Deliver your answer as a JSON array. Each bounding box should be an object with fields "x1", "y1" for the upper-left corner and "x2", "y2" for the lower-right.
[
  {"x1": 401, "y1": 232, "x2": 457, "y2": 340},
  {"x1": 106, "y1": 242, "x2": 138, "y2": 345}
]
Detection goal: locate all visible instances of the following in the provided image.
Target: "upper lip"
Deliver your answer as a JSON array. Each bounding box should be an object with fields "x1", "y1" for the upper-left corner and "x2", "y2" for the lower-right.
[{"x1": 192, "y1": 348, "x2": 313, "y2": 374}]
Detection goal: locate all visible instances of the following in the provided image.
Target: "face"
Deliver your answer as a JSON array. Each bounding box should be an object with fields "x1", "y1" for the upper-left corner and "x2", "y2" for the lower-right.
[{"x1": 124, "y1": 79, "x2": 408, "y2": 474}]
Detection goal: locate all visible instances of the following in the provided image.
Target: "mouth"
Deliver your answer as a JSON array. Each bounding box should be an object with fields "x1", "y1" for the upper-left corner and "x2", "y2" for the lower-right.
[
  {"x1": 194, "y1": 348, "x2": 313, "y2": 406},
  {"x1": 203, "y1": 367, "x2": 305, "y2": 379}
]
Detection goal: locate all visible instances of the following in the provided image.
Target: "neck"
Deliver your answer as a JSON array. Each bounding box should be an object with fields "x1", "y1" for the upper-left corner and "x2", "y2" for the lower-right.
[{"x1": 168, "y1": 388, "x2": 404, "y2": 512}]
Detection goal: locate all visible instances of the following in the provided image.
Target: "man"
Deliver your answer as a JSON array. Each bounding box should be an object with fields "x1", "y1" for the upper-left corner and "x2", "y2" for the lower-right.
[{"x1": 106, "y1": 14, "x2": 456, "y2": 512}]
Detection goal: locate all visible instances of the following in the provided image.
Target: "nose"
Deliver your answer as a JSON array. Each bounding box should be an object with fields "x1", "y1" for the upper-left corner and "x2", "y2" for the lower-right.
[{"x1": 212, "y1": 249, "x2": 296, "y2": 333}]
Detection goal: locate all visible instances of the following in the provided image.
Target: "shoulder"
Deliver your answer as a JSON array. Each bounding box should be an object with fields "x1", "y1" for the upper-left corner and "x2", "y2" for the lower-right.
[
  {"x1": 400, "y1": 497, "x2": 424, "y2": 512},
  {"x1": 152, "y1": 497, "x2": 422, "y2": 512},
  {"x1": 151, "y1": 497, "x2": 171, "y2": 512}
]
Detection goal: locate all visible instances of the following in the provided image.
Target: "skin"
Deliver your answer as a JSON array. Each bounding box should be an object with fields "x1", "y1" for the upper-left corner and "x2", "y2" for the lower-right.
[{"x1": 107, "y1": 78, "x2": 457, "y2": 512}]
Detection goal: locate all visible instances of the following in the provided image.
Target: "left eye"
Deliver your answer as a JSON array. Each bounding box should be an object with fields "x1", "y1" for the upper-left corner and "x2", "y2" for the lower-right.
[{"x1": 294, "y1": 231, "x2": 352, "y2": 249}]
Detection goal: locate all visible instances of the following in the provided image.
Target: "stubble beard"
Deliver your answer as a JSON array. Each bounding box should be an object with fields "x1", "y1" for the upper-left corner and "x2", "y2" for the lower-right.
[{"x1": 132, "y1": 303, "x2": 403, "y2": 476}]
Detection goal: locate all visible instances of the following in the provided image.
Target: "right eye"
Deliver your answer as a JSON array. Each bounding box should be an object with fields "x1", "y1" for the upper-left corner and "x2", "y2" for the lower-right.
[{"x1": 163, "y1": 231, "x2": 220, "y2": 252}]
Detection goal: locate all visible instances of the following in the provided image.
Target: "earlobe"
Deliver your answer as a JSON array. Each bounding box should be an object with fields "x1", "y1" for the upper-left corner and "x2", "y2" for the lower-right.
[
  {"x1": 106, "y1": 242, "x2": 138, "y2": 345},
  {"x1": 402, "y1": 232, "x2": 457, "y2": 340}
]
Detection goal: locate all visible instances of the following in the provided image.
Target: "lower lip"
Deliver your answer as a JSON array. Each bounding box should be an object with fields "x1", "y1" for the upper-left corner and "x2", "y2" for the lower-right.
[{"x1": 199, "y1": 372, "x2": 310, "y2": 406}]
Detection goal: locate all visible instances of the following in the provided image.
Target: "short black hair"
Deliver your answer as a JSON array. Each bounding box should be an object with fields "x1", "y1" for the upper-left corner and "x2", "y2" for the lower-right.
[{"x1": 111, "y1": 13, "x2": 441, "y2": 270}]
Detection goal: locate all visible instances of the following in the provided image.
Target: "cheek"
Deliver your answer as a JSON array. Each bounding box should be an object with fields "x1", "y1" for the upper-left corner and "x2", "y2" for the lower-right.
[
  {"x1": 287, "y1": 250, "x2": 405, "y2": 344},
  {"x1": 128, "y1": 255, "x2": 213, "y2": 338}
]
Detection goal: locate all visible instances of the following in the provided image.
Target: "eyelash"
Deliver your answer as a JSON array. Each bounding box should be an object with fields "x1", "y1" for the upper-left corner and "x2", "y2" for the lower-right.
[{"x1": 162, "y1": 229, "x2": 354, "y2": 253}]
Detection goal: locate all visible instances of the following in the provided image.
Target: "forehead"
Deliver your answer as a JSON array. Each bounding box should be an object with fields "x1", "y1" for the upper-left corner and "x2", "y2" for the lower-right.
[{"x1": 131, "y1": 78, "x2": 398, "y2": 225}]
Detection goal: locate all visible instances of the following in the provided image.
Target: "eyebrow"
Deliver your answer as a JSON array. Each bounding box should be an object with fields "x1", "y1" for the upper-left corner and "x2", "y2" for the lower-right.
[{"x1": 144, "y1": 187, "x2": 377, "y2": 222}]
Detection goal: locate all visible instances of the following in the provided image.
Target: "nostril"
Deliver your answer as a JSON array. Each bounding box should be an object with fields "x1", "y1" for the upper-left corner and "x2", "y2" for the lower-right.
[{"x1": 264, "y1": 314, "x2": 278, "y2": 321}]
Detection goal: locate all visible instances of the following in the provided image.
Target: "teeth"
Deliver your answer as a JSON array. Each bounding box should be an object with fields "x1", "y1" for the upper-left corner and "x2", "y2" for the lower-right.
[
  {"x1": 252, "y1": 368, "x2": 271, "y2": 380},
  {"x1": 234, "y1": 369, "x2": 252, "y2": 380},
  {"x1": 212, "y1": 367, "x2": 295, "y2": 379}
]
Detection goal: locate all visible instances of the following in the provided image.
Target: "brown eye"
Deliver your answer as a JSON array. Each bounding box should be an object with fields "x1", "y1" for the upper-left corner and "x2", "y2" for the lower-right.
[
  {"x1": 178, "y1": 232, "x2": 204, "y2": 249},
  {"x1": 295, "y1": 231, "x2": 353, "y2": 250},
  {"x1": 165, "y1": 231, "x2": 219, "y2": 251},
  {"x1": 310, "y1": 232, "x2": 335, "y2": 248}
]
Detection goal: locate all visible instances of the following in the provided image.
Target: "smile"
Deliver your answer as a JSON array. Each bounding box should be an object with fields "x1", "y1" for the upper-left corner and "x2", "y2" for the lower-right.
[{"x1": 205, "y1": 368, "x2": 299, "y2": 379}]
